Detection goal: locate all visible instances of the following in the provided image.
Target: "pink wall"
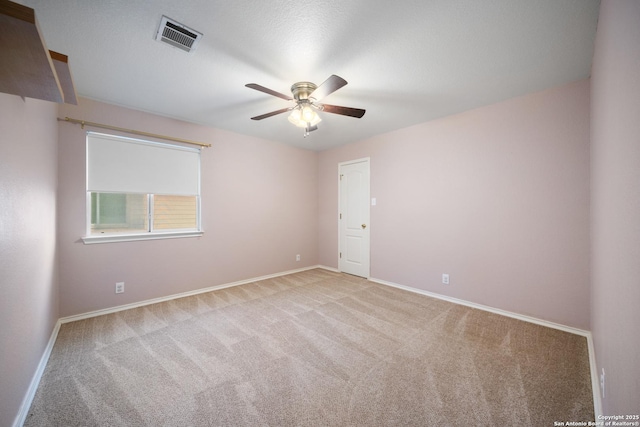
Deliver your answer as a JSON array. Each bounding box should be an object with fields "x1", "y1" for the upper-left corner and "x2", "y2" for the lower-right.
[
  {"x1": 57, "y1": 98, "x2": 318, "y2": 317},
  {"x1": 590, "y1": 0, "x2": 640, "y2": 415},
  {"x1": 0, "y1": 93, "x2": 59, "y2": 427},
  {"x1": 319, "y1": 80, "x2": 591, "y2": 329}
]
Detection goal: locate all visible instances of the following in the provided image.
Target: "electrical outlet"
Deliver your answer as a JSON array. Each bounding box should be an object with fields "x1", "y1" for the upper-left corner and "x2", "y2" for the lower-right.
[
  {"x1": 600, "y1": 368, "x2": 605, "y2": 399},
  {"x1": 115, "y1": 282, "x2": 124, "y2": 294},
  {"x1": 442, "y1": 274, "x2": 450, "y2": 285},
  {"x1": 296, "y1": 254, "x2": 301, "y2": 262}
]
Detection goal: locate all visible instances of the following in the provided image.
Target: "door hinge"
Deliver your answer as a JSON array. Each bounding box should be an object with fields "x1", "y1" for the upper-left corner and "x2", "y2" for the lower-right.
[
  {"x1": 340, "y1": 252, "x2": 342, "y2": 258},
  {"x1": 339, "y1": 213, "x2": 342, "y2": 219},
  {"x1": 340, "y1": 174, "x2": 344, "y2": 180}
]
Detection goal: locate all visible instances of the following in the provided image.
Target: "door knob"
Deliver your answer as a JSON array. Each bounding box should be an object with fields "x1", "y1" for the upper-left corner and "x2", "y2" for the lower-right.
[{"x1": 362, "y1": 224, "x2": 367, "y2": 229}]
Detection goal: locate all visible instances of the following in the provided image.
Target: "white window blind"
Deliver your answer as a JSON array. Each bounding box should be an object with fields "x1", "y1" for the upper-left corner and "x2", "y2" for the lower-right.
[{"x1": 87, "y1": 132, "x2": 200, "y2": 196}]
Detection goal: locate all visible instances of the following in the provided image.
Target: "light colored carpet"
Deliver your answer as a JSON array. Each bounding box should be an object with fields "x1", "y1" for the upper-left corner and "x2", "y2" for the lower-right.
[{"x1": 25, "y1": 269, "x2": 594, "y2": 426}]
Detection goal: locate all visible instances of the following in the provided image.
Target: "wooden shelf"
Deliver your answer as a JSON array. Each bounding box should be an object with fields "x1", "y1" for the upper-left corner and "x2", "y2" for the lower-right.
[
  {"x1": 50, "y1": 50, "x2": 77, "y2": 105},
  {"x1": 0, "y1": 0, "x2": 77, "y2": 104}
]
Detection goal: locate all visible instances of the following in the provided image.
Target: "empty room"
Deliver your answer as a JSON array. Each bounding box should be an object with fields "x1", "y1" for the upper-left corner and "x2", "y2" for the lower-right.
[{"x1": 1, "y1": 0, "x2": 638, "y2": 425}]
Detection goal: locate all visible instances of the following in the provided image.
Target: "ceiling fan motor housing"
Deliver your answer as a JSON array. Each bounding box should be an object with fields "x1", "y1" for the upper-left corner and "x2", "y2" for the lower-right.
[{"x1": 291, "y1": 82, "x2": 317, "y2": 101}]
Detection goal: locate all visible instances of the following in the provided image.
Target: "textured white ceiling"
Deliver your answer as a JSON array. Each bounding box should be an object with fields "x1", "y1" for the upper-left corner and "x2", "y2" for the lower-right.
[{"x1": 20, "y1": 0, "x2": 600, "y2": 150}]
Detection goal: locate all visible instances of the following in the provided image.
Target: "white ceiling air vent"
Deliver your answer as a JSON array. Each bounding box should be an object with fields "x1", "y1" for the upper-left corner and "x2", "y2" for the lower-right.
[{"x1": 155, "y1": 16, "x2": 202, "y2": 53}]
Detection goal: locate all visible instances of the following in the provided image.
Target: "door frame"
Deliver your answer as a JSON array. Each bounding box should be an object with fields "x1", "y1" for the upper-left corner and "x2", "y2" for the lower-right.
[{"x1": 338, "y1": 157, "x2": 371, "y2": 277}]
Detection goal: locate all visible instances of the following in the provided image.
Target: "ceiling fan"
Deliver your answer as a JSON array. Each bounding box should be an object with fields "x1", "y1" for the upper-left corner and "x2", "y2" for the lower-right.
[{"x1": 245, "y1": 75, "x2": 365, "y2": 136}]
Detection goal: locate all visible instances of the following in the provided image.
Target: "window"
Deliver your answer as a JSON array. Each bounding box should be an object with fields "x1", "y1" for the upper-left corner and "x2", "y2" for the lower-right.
[{"x1": 83, "y1": 132, "x2": 202, "y2": 244}]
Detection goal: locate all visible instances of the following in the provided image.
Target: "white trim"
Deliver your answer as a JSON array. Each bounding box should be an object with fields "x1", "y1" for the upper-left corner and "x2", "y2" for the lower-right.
[
  {"x1": 81, "y1": 230, "x2": 203, "y2": 245},
  {"x1": 369, "y1": 276, "x2": 589, "y2": 336},
  {"x1": 587, "y1": 333, "x2": 603, "y2": 419},
  {"x1": 13, "y1": 319, "x2": 62, "y2": 427},
  {"x1": 17, "y1": 266, "x2": 601, "y2": 425},
  {"x1": 59, "y1": 265, "x2": 321, "y2": 323},
  {"x1": 368, "y1": 276, "x2": 601, "y2": 418},
  {"x1": 317, "y1": 265, "x2": 340, "y2": 273},
  {"x1": 15, "y1": 266, "x2": 325, "y2": 425},
  {"x1": 338, "y1": 157, "x2": 371, "y2": 167}
]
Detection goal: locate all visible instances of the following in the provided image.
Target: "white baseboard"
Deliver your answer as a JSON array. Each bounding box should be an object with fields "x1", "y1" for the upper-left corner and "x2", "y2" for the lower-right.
[
  {"x1": 60, "y1": 265, "x2": 323, "y2": 324},
  {"x1": 16, "y1": 266, "x2": 325, "y2": 425},
  {"x1": 317, "y1": 264, "x2": 339, "y2": 273},
  {"x1": 368, "y1": 275, "x2": 601, "y2": 419},
  {"x1": 368, "y1": 276, "x2": 589, "y2": 336},
  {"x1": 587, "y1": 333, "x2": 603, "y2": 419},
  {"x1": 17, "y1": 267, "x2": 601, "y2": 424},
  {"x1": 13, "y1": 319, "x2": 62, "y2": 427}
]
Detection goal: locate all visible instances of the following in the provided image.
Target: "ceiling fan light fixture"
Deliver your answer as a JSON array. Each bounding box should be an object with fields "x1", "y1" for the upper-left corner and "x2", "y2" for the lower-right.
[
  {"x1": 288, "y1": 108, "x2": 302, "y2": 125},
  {"x1": 288, "y1": 106, "x2": 321, "y2": 128},
  {"x1": 301, "y1": 105, "x2": 315, "y2": 122}
]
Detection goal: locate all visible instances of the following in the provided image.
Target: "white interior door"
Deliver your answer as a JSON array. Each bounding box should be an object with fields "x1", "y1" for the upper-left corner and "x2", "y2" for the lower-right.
[{"x1": 339, "y1": 158, "x2": 370, "y2": 278}]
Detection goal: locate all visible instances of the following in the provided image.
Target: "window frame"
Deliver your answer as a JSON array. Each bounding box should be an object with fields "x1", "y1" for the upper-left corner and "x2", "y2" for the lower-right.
[{"x1": 82, "y1": 132, "x2": 203, "y2": 245}]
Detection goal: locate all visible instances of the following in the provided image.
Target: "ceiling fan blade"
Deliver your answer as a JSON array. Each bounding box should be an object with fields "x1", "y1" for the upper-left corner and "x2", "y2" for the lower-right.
[
  {"x1": 319, "y1": 104, "x2": 366, "y2": 118},
  {"x1": 250, "y1": 107, "x2": 292, "y2": 120},
  {"x1": 309, "y1": 75, "x2": 347, "y2": 101},
  {"x1": 245, "y1": 83, "x2": 293, "y2": 101}
]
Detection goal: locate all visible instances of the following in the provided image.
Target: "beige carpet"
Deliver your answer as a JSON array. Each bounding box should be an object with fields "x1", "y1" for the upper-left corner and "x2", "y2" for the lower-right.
[{"x1": 25, "y1": 269, "x2": 594, "y2": 426}]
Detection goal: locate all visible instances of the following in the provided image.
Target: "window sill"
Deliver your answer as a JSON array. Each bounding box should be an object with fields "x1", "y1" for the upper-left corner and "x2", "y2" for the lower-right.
[{"x1": 82, "y1": 230, "x2": 203, "y2": 245}]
